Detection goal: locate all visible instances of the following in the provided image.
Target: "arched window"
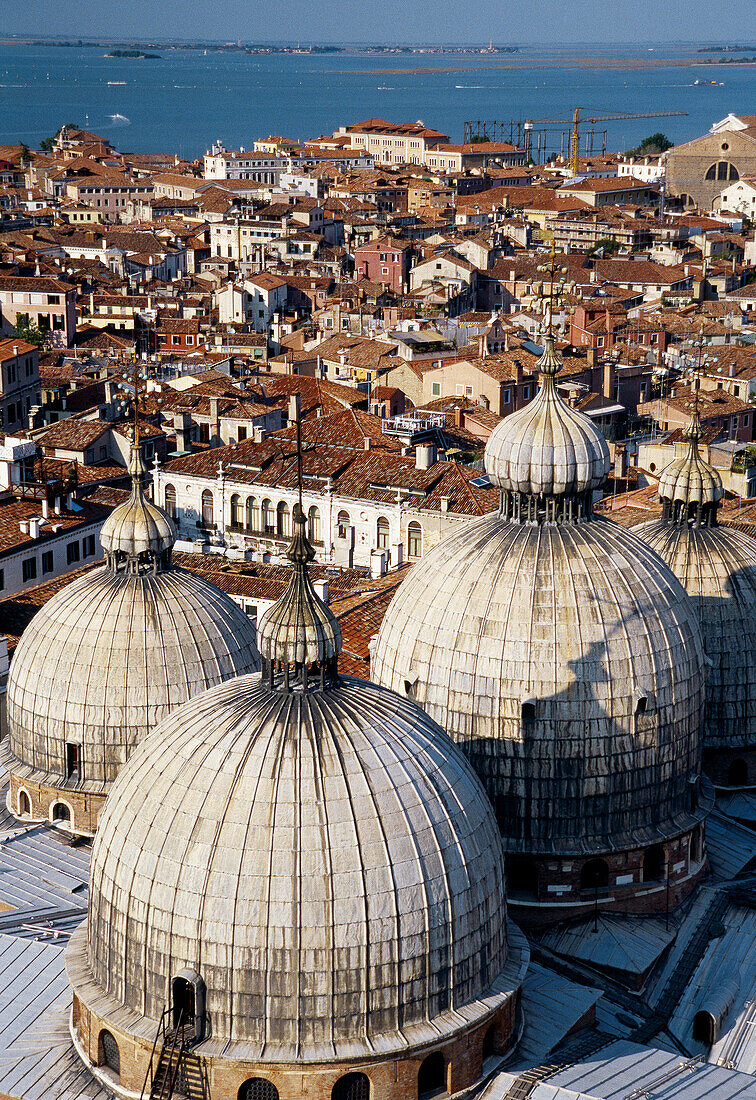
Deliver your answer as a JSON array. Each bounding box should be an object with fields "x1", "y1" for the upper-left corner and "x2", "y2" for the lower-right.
[
  {"x1": 246, "y1": 495, "x2": 258, "y2": 532},
  {"x1": 580, "y1": 858, "x2": 609, "y2": 892},
  {"x1": 693, "y1": 1010, "x2": 715, "y2": 1046},
  {"x1": 276, "y1": 500, "x2": 291, "y2": 539},
  {"x1": 261, "y1": 498, "x2": 274, "y2": 534},
  {"x1": 201, "y1": 489, "x2": 214, "y2": 528},
  {"x1": 308, "y1": 505, "x2": 321, "y2": 544},
  {"x1": 337, "y1": 510, "x2": 350, "y2": 538},
  {"x1": 164, "y1": 483, "x2": 176, "y2": 519},
  {"x1": 407, "y1": 521, "x2": 422, "y2": 558},
  {"x1": 705, "y1": 161, "x2": 739, "y2": 181},
  {"x1": 376, "y1": 516, "x2": 390, "y2": 550},
  {"x1": 98, "y1": 1030, "x2": 120, "y2": 1077},
  {"x1": 18, "y1": 790, "x2": 30, "y2": 816},
  {"x1": 238, "y1": 1081, "x2": 279, "y2": 1100},
  {"x1": 230, "y1": 493, "x2": 242, "y2": 530},
  {"x1": 332, "y1": 1073, "x2": 371, "y2": 1100},
  {"x1": 642, "y1": 844, "x2": 665, "y2": 883},
  {"x1": 52, "y1": 802, "x2": 70, "y2": 824},
  {"x1": 418, "y1": 1051, "x2": 447, "y2": 1098},
  {"x1": 727, "y1": 758, "x2": 748, "y2": 787}
]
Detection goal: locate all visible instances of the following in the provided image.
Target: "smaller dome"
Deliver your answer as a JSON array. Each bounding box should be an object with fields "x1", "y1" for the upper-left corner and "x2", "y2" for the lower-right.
[
  {"x1": 100, "y1": 445, "x2": 175, "y2": 570},
  {"x1": 257, "y1": 506, "x2": 341, "y2": 667},
  {"x1": 658, "y1": 412, "x2": 723, "y2": 515},
  {"x1": 484, "y1": 334, "x2": 610, "y2": 497}
]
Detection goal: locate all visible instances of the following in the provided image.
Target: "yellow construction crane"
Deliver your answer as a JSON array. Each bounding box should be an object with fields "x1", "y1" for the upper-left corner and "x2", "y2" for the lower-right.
[{"x1": 523, "y1": 108, "x2": 687, "y2": 174}]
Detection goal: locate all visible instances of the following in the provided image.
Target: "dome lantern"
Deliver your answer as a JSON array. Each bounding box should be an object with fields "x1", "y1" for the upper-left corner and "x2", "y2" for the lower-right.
[
  {"x1": 658, "y1": 410, "x2": 724, "y2": 528},
  {"x1": 483, "y1": 258, "x2": 609, "y2": 523},
  {"x1": 99, "y1": 442, "x2": 176, "y2": 574},
  {"x1": 257, "y1": 505, "x2": 341, "y2": 691}
]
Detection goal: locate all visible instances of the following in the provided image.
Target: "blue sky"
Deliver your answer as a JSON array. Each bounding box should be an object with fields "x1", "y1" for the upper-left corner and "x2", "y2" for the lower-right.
[{"x1": 2, "y1": 0, "x2": 752, "y2": 44}]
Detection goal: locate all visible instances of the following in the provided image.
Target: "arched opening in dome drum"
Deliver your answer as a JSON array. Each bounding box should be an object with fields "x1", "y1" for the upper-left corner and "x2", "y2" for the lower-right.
[
  {"x1": 97, "y1": 1029, "x2": 120, "y2": 1078},
  {"x1": 482, "y1": 1023, "x2": 498, "y2": 1062},
  {"x1": 171, "y1": 970, "x2": 206, "y2": 1039},
  {"x1": 238, "y1": 1080, "x2": 279, "y2": 1100},
  {"x1": 580, "y1": 858, "x2": 609, "y2": 893},
  {"x1": 728, "y1": 759, "x2": 749, "y2": 787},
  {"x1": 642, "y1": 845, "x2": 665, "y2": 883},
  {"x1": 332, "y1": 1072, "x2": 371, "y2": 1100},
  {"x1": 17, "y1": 790, "x2": 30, "y2": 816},
  {"x1": 504, "y1": 855, "x2": 539, "y2": 900},
  {"x1": 51, "y1": 802, "x2": 70, "y2": 824},
  {"x1": 418, "y1": 1051, "x2": 448, "y2": 1098},
  {"x1": 693, "y1": 1010, "x2": 716, "y2": 1046}
]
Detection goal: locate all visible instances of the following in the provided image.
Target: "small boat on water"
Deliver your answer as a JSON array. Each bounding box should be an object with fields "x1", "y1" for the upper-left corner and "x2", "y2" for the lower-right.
[{"x1": 107, "y1": 81, "x2": 126, "y2": 86}]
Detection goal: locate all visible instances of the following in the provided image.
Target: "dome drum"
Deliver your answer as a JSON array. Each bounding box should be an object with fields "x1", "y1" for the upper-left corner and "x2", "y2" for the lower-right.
[
  {"x1": 67, "y1": 922, "x2": 528, "y2": 1100},
  {"x1": 501, "y1": 814, "x2": 711, "y2": 928}
]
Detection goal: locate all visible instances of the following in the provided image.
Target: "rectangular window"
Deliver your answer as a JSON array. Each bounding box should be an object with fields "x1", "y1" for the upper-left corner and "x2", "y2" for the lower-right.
[
  {"x1": 172, "y1": 335, "x2": 181, "y2": 345},
  {"x1": 238, "y1": 425, "x2": 247, "y2": 441},
  {"x1": 66, "y1": 742, "x2": 80, "y2": 779},
  {"x1": 503, "y1": 388, "x2": 512, "y2": 405},
  {"x1": 67, "y1": 541, "x2": 80, "y2": 564},
  {"x1": 42, "y1": 550, "x2": 53, "y2": 574},
  {"x1": 0, "y1": 569, "x2": 4, "y2": 590},
  {"x1": 523, "y1": 385, "x2": 531, "y2": 401},
  {"x1": 22, "y1": 557, "x2": 37, "y2": 582},
  {"x1": 83, "y1": 535, "x2": 95, "y2": 558},
  {"x1": 432, "y1": 382, "x2": 441, "y2": 397}
]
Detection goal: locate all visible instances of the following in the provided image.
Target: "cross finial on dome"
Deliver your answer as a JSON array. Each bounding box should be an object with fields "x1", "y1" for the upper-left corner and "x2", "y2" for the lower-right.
[{"x1": 257, "y1": 400, "x2": 341, "y2": 692}]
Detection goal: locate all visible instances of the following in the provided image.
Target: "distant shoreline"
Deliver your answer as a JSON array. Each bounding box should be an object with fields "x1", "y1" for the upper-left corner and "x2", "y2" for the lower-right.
[{"x1": 324, "y1": 56, "x2": 756, "y2": 74}]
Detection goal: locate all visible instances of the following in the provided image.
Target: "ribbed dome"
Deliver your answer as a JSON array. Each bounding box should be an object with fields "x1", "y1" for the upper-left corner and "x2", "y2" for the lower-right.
[
  {"x1": 80, "y1": 672, "x2": 514, "y2": 1061},
  {"x1": 5, "y1": 565, "x2": 260, "y2": 795},
  {"x1": 484, "y1": 335, "x2": 610, "y2": 498},
  {"x1": 633, "y1": 518, "x2": 756, "y2": 752},
  {"x1": 658, "y1": 413, "x2": 723, "y2": 514},
  {"x1": 372, "y1": 511, "x2": 707, "y2": 854}
]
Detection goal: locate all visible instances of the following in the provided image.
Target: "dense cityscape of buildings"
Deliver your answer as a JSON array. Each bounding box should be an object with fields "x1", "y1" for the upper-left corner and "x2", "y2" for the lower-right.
[{"x1": 0, "y1": 108, "x2": 756, "y2": 1100}]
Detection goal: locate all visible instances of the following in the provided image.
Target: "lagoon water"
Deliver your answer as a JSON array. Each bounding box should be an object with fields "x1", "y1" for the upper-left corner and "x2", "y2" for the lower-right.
[{"x1": 0, "y1": 41, "x2": 753, "y2": 158}]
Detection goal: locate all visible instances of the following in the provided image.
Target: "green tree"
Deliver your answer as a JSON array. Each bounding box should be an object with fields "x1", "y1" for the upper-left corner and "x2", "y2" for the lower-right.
[
  {"x1": 12, "y1": 314, "x2": 45, "y2": 348},
  {"x1": 625, "y1": 132, "x2": 674, "y2": 156}
]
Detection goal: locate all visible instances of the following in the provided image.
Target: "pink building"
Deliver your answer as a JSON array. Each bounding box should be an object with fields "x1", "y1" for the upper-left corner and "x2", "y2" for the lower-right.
[{"x1": 353, "y1": 235, "x2": 414, "y2": 294}]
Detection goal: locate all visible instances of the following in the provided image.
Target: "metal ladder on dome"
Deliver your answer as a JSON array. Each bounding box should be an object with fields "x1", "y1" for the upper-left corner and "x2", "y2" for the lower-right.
[{"x1": 140, "y1": 1006, "x2": 209, "y2": 1100}]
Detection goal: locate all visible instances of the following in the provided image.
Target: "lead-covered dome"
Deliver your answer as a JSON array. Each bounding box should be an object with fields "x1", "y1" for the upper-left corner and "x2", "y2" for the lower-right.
[
  {"x1": 373, "y1": 512, "x2": 706, "y2": 852},
  {"x1": 79, "y1": 673, "x2": 513, "y2": 1060},
  {"x1": 70, "y1": 510, "x2": 520, "y2": 1066},
  {"x1": 484, "y1": 334, "x2": 610, "y2": 501},
  {"x1": 4, "y1": 446, "x2": 260, "y2": 823}
]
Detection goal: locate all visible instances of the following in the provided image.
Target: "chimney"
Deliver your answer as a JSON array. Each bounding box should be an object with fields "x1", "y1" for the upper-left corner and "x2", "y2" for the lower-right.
[
  {"x1": 287, "y1": 393, "x2": 300, "y2": 424},
  {"x1": 415, "y1": 442, "x2": 436, "y2": 470},
  {"x1": 12, "y1": 345, "x2": 18, "y2": 357},
  {"x1": 41, "y1": 498, "x2": 49, "y2": 519},
  {"x1": 209, "y1": 395, "x2": 220, "y2": 441},
  {"x1": 313, "y1": 579, "x2": 329, "y2": 604},
  {"x1": 603, "y1": 359, "x2": 615, "y2": 400},
  {"x1": 28, "y1": 517, "x2": 40, "y2": 539},
  {"x1": 173, "y1": 411, "x2": 192, "y2": 454},
  {"x1": 729, "y1": 363, "x2": 736, "y2": 378},
  {"x1": 440, "y1": 495, "x2": 450, "y2": 513}
]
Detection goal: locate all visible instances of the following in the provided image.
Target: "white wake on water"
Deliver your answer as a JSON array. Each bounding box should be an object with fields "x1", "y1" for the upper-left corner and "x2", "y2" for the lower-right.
[{"x1": 108, "y1": 113, "x2": 131, "y2": 126}]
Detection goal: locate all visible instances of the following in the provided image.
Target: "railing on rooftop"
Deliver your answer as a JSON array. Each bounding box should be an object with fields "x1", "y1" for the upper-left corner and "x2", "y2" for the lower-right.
[{"x1": 382, "y1": 412, "x2": 446, "y2": 437}]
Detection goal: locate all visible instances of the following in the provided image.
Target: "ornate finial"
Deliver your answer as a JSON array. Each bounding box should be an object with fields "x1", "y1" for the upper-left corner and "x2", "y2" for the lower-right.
[
  {"x1": 659, "y1": 329, "x2": 723, "y2": 527},
  {"x1": 257, "y1": 400, "x2": 341, "y2": 692}
]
